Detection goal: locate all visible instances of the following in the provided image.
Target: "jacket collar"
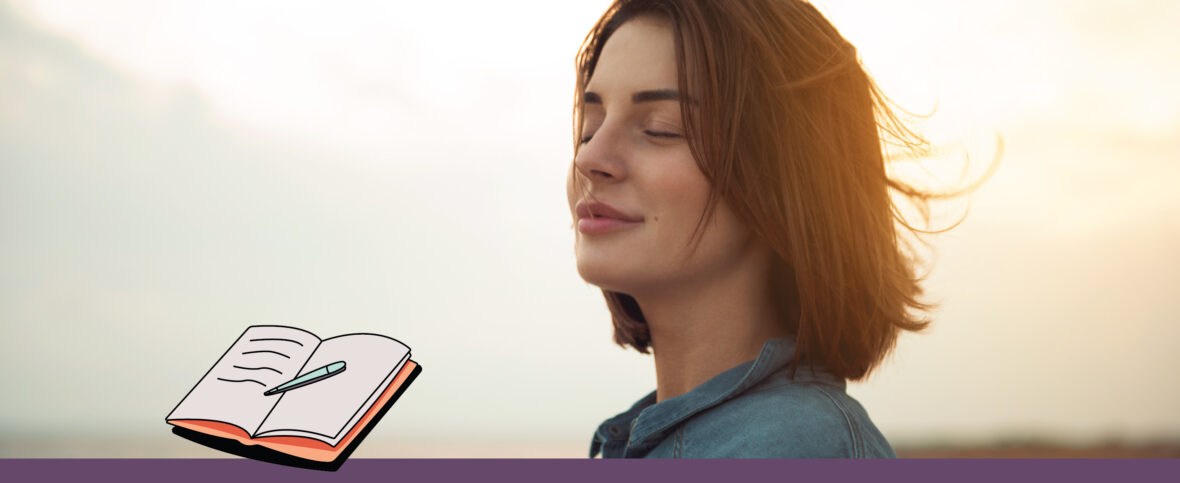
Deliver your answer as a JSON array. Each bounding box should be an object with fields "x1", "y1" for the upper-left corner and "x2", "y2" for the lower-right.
[{"x1": 590, "y1": 336, "x2": 844, "y2": 458}]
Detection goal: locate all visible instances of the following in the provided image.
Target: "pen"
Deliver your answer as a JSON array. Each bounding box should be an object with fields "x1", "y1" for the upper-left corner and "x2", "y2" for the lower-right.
[{"x1": 263, "y1": 361, "x2": 347, "y2": 396}]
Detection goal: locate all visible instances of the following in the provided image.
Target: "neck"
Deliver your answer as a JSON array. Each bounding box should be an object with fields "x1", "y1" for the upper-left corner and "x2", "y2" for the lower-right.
[{"x1": 631, "y1": 247, "x2": 792, "y2": 403}]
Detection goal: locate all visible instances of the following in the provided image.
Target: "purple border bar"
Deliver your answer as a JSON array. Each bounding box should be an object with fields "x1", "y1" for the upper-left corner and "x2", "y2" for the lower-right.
[{"x1": 2, "y1": 459, "x2": 1177, "y2": 482}]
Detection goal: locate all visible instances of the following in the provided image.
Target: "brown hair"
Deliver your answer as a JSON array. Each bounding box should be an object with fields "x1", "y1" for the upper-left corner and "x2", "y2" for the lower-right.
[{"x1": 571, "y1": 0, "x2": 993, "y2": 381}]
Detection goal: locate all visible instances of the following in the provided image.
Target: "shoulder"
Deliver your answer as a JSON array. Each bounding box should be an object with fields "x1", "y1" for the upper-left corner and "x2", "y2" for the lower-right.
[{"x1": 681, "y1": 380, "x2": 896, "y2": 458}]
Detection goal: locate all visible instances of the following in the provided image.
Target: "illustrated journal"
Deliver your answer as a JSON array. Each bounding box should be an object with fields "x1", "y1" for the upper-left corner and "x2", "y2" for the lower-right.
[{"x1": 166, "y1": 325, "x2": 420, "y2": 469}]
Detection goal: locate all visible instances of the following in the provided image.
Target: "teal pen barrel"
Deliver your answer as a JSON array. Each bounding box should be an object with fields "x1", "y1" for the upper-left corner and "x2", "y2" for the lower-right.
[{"x1": 263, "y1": 361, "x2": 347, "y2": 396}]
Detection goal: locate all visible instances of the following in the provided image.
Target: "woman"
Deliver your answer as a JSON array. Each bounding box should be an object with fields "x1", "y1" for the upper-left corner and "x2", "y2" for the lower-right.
[{"x1": 567, "y1": 0, "x2": 965, "y2": 458}]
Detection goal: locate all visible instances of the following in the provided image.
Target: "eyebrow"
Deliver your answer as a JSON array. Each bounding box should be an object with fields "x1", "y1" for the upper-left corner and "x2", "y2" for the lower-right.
[{"x1": 583, "y1": 89, "x2": 695, "y2": 105}]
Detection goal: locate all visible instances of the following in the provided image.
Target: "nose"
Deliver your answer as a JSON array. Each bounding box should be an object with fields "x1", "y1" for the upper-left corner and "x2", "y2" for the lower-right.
[{"x1": 573, "y1": 123, "x2": 628, "y2": 185}]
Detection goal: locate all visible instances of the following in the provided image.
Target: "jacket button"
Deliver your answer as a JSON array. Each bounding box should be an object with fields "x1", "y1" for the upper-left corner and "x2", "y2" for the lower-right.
[{"x1": 608, "y1": 426, "x2": 622, "y2": 436}]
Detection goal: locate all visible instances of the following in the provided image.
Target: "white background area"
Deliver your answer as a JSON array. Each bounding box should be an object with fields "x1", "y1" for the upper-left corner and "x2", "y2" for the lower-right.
[{"x1": 1, "y1": 0, "x2": 1177, "y2": 456}]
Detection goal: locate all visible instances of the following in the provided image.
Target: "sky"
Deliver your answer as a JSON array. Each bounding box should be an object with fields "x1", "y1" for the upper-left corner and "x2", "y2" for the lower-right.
[{"x1": 1, "y1": 0, "x2": 1177, "y2": 457}]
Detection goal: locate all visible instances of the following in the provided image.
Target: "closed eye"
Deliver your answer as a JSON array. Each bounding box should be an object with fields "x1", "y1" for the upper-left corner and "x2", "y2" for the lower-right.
[
  {"x1": 644, "y1": 130, "x2": 682, "y2": 139},
  {"x1": 580, "y1": 130, "x2": 681, "y2": 145}
]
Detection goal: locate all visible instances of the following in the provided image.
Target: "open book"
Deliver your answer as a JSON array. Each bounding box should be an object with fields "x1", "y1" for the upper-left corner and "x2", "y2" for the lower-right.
[{"x1": 166, "y1": 325, "x2": 418, "y2": 467}]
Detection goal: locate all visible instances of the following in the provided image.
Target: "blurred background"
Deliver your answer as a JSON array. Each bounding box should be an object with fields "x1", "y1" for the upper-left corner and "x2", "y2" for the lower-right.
[{"x1": 1, "y1": 0, "x2": 1177, "y2": 458}]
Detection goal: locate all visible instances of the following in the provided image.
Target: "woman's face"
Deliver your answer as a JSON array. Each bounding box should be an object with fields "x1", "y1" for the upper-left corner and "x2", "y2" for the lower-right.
[{"x1": 567, "y1": 17, "x2": 764, "y2": 295}]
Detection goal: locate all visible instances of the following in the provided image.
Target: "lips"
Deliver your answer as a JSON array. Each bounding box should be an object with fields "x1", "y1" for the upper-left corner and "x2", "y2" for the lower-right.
[
  {"x1": 574, "y1": 200, "x2": 643, "y2": 236},
  {"x1": 574, "y1": 201, "x2": 643, "y2": 222}
]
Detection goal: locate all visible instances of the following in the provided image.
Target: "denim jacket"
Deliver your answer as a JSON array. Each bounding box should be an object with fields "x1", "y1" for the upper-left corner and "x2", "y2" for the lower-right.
[{"x1": 589, "y1": 337, "x2": 897, "y2": 458}]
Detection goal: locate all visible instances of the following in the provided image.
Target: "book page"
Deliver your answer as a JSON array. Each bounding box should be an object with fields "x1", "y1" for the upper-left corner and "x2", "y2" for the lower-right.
[
  {"x1": 255, "y1": 333, "x2": 410, "y2": 445},
  {"x1": 166, "y1": 325, "x2": 321, "y2": 436}
]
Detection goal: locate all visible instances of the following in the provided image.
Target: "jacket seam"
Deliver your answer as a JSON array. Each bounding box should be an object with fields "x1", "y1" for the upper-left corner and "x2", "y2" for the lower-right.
[
  {"x1": 813, "y1": 384, "x2": 863, "y2": 458},
  {"x1": 746, "y1": 373, "x2": 843, "y2": 397},
  {"x1": 674, "y1": 425, "x2": 684, "y2": 458},
  {"x1": 744, "y1": 380, "x2": 793, "y2": 397}
]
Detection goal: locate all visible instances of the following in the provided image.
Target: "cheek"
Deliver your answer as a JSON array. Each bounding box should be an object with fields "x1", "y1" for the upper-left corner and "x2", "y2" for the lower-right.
[
  {"x1": 707, "y1": 202, "x2": 754, "y2": 251},
  {"x1": 646, "y1": 159, "x2": 712, "y2": 229}
]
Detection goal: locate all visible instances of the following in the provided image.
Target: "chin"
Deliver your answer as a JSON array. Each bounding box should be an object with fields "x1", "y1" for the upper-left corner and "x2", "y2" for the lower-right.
[
  {"x1": 575, "y1": 256, "x2": 632, "y2": 293},
  {"x1": 575, "y1": 258, "x2": 614, "y2": 289},
  {"x1": 576, "y1": 257, "x2": 666, "y2": 296}
]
